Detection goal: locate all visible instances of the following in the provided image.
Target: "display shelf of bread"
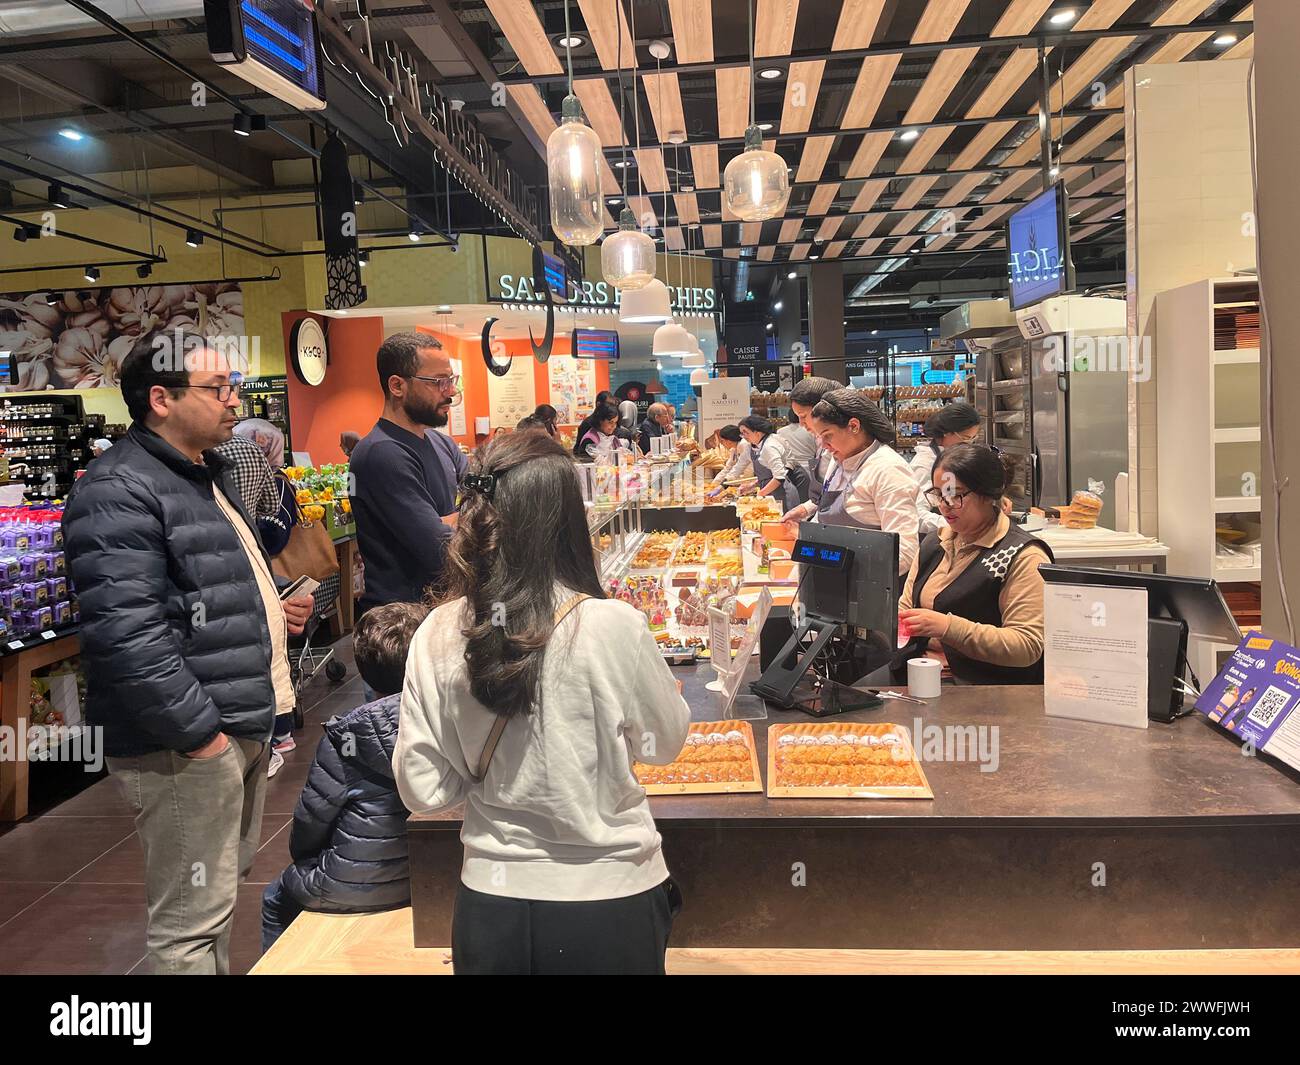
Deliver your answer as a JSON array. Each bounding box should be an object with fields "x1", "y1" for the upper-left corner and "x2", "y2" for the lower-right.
[
  {"x1": 633, "y1": 721, "x2": 763, "y2": 794},
  {"x1": 767, "y1": 722, "x2": 933, "y2": 799},
  {"x1": 1055, "y1": 490, "x2": 1102, "y2": 529},
  {"x1": 736, "y1": 496, "x2": 783, "y2": 532},
  {"x1": 629, "y1": 531, "x2": 678, "y2": 570}
]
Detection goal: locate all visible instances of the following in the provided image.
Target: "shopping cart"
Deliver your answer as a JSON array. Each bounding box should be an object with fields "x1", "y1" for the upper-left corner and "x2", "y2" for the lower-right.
[{"x1": 288, "y1": 570, "x2": 348, "y2": 727}]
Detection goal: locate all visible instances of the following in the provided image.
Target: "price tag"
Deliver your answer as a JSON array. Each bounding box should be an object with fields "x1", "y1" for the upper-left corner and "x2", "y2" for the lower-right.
[
  {"x1": 41, "y1": 630, "x2": 56, "y2": 640},
  {"x1": 8, "y1": 640, "x2": 25, "y2": 650}
]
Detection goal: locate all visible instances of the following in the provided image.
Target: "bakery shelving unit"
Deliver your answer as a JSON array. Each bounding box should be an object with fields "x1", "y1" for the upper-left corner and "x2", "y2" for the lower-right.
[{"x1": 1155, "y1": 277, "x2": 1262, "y2": 678}]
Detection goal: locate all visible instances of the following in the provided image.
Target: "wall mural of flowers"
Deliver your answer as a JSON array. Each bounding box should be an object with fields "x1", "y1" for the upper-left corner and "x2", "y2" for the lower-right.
[{"x1": 0, "y1": 283, "x2": 244, "y2": 393}]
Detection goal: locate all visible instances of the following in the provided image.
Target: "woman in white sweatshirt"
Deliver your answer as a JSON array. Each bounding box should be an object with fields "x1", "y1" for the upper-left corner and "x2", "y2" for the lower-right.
[{"x1": 393, "y1": 431, "x2": 691, "y2": 975}]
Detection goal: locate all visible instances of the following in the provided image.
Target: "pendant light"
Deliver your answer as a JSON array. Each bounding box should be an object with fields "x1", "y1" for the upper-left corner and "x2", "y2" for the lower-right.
[
  {"x1": 652, "y1": 123, "x2": 696, "y2": 357},
  {"x1": 601, "y1": 0, "x2": 655, "y2": 290},
  {"x1": 690, "y1": 367, "x2": 708, "y2": 386},
  {"x1": 547, "y1": 1, "x2": 603, "y2": 245},
  {"x1": 620, "y1": 278, "x2": 671, "y2": 323},
  {"x1": 722, "y1": 0, "x2": 791, "y2": 222}
]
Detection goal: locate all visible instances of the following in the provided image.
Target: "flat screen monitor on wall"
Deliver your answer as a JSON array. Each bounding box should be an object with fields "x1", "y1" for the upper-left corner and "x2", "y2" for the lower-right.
[
  {"x1": 1005, "y1": 182, "x2": 1075, "y2": 311},
  {"x1": 541, "y1": 251, "x2": 569, "y2": 301},
  {"x1": 572, "y1": 328, "x2": 619, "y2": 361}
]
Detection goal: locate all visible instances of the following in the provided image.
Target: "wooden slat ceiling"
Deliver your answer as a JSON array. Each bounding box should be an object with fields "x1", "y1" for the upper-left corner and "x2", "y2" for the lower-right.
[{"x1": 476, "y1": 0, "x2": 1254, "y2": 270}]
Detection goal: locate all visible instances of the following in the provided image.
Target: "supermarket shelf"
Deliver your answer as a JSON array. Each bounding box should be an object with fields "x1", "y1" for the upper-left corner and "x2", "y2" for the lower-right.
[
  {"x1": 1213, "y1": 427, "x2": 1261, "y2": 443},
  {"x1": 1213, "y1": 349, "x2": 1260, "y2": 365},
  {"x1": 1, "y1": 622, "x2": 79, "y2": 658},
  {"x1": 1214, "y1": 495, "x2": 1262, "y2": 513}
]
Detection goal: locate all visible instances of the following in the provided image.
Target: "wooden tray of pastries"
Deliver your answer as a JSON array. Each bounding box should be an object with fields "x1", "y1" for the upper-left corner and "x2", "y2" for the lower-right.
[
  {"x1": 766, "y1": 722, "x2": 933, "y2": 799},
  {"x1": 633, "y1": 720, "x2": 763, "y2": 795}
]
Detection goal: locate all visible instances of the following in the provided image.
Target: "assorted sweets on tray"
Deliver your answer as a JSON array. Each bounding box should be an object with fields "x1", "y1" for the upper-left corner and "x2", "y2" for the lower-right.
[
  {"x1": 629, "y1": 532, "x2": 678, "y2": 569},
  {"x1": 633, "y1": 721, "x2": 763, "y2": 794},
  {"x1": 766, "y1": 722, "x2": 933, "y2": 798},
  {"x1": 737, "y1": 496, "x2": 783, "y2": 532},
  {"x1": 673, "y1": 531, "x2": 708, "y2": 564}
]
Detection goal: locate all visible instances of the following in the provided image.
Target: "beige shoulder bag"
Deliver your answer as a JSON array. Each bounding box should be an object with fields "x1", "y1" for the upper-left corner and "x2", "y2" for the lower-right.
[{"x1": 467, "y1": 593, "x2": 590, "y2": 783}]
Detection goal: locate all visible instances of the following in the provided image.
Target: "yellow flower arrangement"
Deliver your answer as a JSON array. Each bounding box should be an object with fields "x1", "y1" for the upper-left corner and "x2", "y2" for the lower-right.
[
  {"x1": 340, "y1": 498, "x2": 352, "y2": 515},
  {"x1": 318, "y1": 487, "x2": 335, "y2": 502},
  {"x1": 295, "y1": 489, "x2": 313, "y2": 506}
]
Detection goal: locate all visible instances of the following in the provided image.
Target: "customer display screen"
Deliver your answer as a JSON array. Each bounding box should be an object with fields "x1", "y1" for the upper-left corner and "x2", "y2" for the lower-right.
[
  {"x1": 794, "y1": 541, "x2": 851, "y2": 570},
  {"x1": 239, "y1": 0, "x2": 323, "y2": 98},
  {"x1": 572, "y1": 328, "x2": 619, "y2": 360},
  {"x1": 1006, "y1": 183, "x2": 1072, "y2": 310}
]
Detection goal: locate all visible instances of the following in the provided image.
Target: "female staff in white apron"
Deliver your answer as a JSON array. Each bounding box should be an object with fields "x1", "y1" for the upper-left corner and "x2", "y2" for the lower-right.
[
  {"x1": 780, "y1": 388, "x2": 920, "y2": 577},
  {"x1": 739, "y1": 415, "x2": 804, "y2": 512}
]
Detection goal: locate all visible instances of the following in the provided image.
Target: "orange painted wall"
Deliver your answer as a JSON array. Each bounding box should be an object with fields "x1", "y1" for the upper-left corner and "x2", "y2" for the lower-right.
[{"x1": 283, "y1": 313, "x2": 610, "y2": 461}]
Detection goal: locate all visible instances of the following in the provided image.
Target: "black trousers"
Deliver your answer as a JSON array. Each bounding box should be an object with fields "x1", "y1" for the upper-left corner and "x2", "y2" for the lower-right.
[{"x1": 452, "y1": 880, "x2": 677, "y2": 975}]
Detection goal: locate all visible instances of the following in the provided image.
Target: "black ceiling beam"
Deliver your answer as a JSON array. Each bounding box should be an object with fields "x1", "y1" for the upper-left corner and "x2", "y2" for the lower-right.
[
  {"x1": 456, "y1": 18, "x2": 1252, "y2": 89},
  {"x1": 682, "y1": 236, "x2": 1125, "y2": 267},
  {"x1": 0, "y1": 213, "x2": 162, "y2": 261}
]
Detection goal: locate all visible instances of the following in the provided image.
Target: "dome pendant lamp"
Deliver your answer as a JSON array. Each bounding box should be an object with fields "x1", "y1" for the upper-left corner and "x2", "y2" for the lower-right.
[
  {"x1": 547, "y1": 2, "x2": 602, "y2": 245},
  {"x1": 722, "y1": 0, "x2": 791, "y2": 222},
  {"x1": 620, "y1": 278, "x2": 671, "y2": 323}
]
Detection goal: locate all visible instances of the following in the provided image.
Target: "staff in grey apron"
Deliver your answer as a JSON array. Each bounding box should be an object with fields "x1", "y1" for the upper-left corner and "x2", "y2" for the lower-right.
[
  {"x1": 788, "y1": 376, "x2": 841, "y2": 506},
  {"x1": 780, "y1": 388, "x2": 920, "y2": 577},
  {"x1": 738, "y1": 415, "x2": 801, "y2": 512}
]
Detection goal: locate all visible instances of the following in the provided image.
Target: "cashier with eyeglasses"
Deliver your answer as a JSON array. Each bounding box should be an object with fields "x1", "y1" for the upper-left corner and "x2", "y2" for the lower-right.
[
  {"x1": 780, "y1": 388, "x2": 920, "y2": 576},
  {"x1": 897, "y1": 443, "x2": 1054, "y2": 685}
]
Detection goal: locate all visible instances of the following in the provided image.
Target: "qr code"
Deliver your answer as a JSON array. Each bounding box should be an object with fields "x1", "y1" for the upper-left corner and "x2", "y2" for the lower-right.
[{"x1": 1247, "y1": 685, "x2": 1294, "y2": 729}]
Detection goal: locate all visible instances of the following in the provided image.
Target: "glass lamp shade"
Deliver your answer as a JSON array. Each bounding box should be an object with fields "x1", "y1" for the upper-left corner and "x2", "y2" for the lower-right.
[
  {"x1": 652, "y1": 321, "x2": 695, "y2": 358},
  {"x1": 602, "y1": 209, "x2": 657, "y2": 290},
  {"x1": 722, "y1": 126, "x2": 791, "y2": 222},
  {"x1": 689, "y1": 367, "x2": 708, "y2": 386},
  {"x1": 547, "y1": 96, "x2": 603, "y2": 246},
  {"x1": 619, "y1": 278, "x2": 671, "y2": 323}
]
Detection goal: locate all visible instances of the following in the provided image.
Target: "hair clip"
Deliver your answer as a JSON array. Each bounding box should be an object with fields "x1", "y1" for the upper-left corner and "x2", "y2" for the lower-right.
[{"x1": 461, "y1": 473, "x2": 496, "y2": 500}]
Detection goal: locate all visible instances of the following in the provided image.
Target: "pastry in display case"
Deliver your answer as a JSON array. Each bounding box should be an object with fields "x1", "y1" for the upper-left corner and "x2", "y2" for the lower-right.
[
  {"x1": 767, "y1": 722, "x2": 933, "y2": 798},
  {"x1": 633, "y1": 721, "x2": 763, "y2": 794},
  {"x1": 673, "y1": 532, "x2": 708, "y2": 564}
]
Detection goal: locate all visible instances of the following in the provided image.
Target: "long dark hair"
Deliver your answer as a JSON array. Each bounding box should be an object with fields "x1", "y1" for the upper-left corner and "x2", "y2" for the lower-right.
[
  {"x1": 810, "y1": 388, "x2": 896, "y2": 445},
  {"x1": 923, "y1": 401, "x2": 980, "y2": 452},
  {"x1": 571, "y1": 403, "x2": 619, "y2": 456},
  {"x1": 739, "y1": 414, "x2": 775, "y2": 438},
  {"x1": 441, "y1": 433, "x2": 605, "y2": 718}
]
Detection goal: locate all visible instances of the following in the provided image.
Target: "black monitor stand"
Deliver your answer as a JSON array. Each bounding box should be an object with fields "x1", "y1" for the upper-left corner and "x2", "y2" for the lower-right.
[
  {"x1": 750, "y1": 616, "x2": 885, "y2": 716},
  {"x1": 1148, "y1": 616, "x2": 1189, "y2": 722}
]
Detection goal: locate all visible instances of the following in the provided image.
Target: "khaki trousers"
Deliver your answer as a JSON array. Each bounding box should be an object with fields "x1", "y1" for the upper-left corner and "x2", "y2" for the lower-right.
[{"x1": 108, "y1": 736, "x2": 268, "y2": 975}]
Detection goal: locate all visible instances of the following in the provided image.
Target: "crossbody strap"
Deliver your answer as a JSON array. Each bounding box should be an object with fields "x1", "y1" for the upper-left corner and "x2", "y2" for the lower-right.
[{"x1": 468, "y1": 593, "x2": 591, "y2": 783}]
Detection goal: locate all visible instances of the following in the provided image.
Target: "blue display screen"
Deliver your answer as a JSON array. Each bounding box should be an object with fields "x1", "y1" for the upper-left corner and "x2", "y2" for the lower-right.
[
  {"x1": 1007, "y1": 184, "x2": 1069, "y2": 310},
  {"x1": 239, "y1": 0, "x2": 323, "y2": 99},
  {"x1": 797, "y1": 544, "x2": 844, "y2": 565},
  {"x1": 573, "y1": 329, "x2": 619, "y2": 360},
  {"x1": 542, "y1": 253, "x2": 568, "y2": 300}
]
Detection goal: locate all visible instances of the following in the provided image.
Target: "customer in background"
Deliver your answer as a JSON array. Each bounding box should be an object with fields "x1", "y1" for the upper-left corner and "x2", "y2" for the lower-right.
[
  {"x1": 214, "y1": 423, "x2": 300, "y2": 775},
  {"x1": 776, "y1": 408, "x2": 818, "y2": 472},
  {"x1": 788, "y1": 376, "x2": 841, "y2": 504},
  {"x1": 90, "y1": 437, "x2": 113, "y2": 458},
  {"x1": 63, "y1": 330, "x2": 314, "y2": 975},
  {"x1": 738, "y1": 414, "x2": 806, "y2": 510},
  {"x1": 616, "y1": 400, "x2": 640, "y2": 447},
  {"x1": 911, "y1": 401, "x2": 981, "y2": 536},
  {"x1": 573, "y1": 391, "x2": 614, "y2": 448},
  {"x1": 260, "y1": 601, "x2": 429, "y2": 953},
  {"x1": 350, "y1": 332, "x2": 467, "y2": 616},
  {"x1": 514, "y1": 414, "x2": 549, "y2": 433},
  {"x1": 638, "y1": 401, "x2": 673, "y2": 454},
  {"x1": 574, "y1": 403, "x2": 624, "y2": 460},
  {"x1": 898, "y1": 443, "x2": 1053, "y2": 684},
  {"x1": 780, "y1": 388, "x2": 920, "y2": 576},
  {"x1": 532, "y1": 404, "x2": 559, "y2": 437},
  {"x1": 395, "y1": 432, "x2": 689, "y2": 975}
]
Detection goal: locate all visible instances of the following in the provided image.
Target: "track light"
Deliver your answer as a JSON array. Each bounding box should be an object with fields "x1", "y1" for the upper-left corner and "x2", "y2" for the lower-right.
[
  {"x1": 353, "y1": 181, "x2": 365, "y2": 206},
  {"x1": 788, "y1": 271, "x2": 797, "y2": 280},
  {"x1": 232, "y1": 113, "x2": 267, "y2": 136},
  {"x1": 136, "y1": 263, "x2": 152, "y2": 279},
  {"x1": 408, "y1": 229, "x2": 421, "y2": 242},
  {"x1": 47, "y1": 183, "x2": 68, "y2": 209},
  {"x1": 13, "y1": 227, "x2": 31, "y2": 242},
  {"x1": 84, "y1": 266, "x2": 100, "y2": 282},
  {"x1": 185, "y1": 229, "x2": 203, "y2": 247},
  {"x1": 358, "y1": 250, "x2": 369, "y2": 266},
  {"x1": 45, "y1": 293, "x2": 58, "y2": 306}
]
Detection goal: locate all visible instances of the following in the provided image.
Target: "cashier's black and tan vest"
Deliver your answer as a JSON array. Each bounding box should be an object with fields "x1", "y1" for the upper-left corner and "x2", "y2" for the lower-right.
[{"x1": 908, "y1": 523, "x2": 1054, "y2": 685}]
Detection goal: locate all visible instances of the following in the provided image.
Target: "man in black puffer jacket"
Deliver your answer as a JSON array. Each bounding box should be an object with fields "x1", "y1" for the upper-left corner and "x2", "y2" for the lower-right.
[
  {"x1": 63, "y1": 330, "x2": 315, "y2": 975},
  {"x1": 261, "y1": 602, "x2": 428, "y2": 951}
]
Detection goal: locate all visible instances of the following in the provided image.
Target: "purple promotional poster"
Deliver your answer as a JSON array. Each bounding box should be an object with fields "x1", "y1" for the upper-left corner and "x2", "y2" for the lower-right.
[{"x1": 1196, "y1": 634, "x2": 1300, "y2": 770}]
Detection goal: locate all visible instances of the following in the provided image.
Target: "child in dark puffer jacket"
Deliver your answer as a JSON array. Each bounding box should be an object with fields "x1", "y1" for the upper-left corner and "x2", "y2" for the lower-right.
[{"x1": 260, "y1": 601, "x2": 429, "y2": 952}]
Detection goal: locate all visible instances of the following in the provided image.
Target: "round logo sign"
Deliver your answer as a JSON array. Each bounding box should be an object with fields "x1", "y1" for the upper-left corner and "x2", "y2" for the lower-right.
[{"x1": 291, "y1": 317, "x2": 328, "y2": 387}]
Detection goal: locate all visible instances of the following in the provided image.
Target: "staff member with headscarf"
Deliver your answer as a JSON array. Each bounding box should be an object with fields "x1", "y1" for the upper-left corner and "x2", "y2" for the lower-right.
[
  {"x1": 911, "y1": 401, "x2": 981, "y2": 535},
  {"x1": 898, "y1": 443, "x2": 1053, "y2": 684},
  {"x1": 788, "y1": 376, "x2": 840, "y2": 505},
  {"x1": 780, "y1": 388, "x2": 919, "y2": 576},
  {"x1": 738, "y1": 415, "x2": 805, "y2": 511}
]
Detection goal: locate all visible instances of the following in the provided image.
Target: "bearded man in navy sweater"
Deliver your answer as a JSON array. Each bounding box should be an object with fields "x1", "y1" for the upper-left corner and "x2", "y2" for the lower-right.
[{"x1": 350, "y1": 333, "x2": 467, "y2": 618}]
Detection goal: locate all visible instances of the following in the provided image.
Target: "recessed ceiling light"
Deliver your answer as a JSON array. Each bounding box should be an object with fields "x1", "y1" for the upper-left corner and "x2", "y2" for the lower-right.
[
  {"x1": 613, "y1": 160, "x2": 629, "y2": 168},
  {"x1": 1048, "y1": 9, "x2": 1077, "y2": 26},
  {"x1": 408, "y1": 230, "x2": 421, "y2": 242},
  {"x1": 765, "y1": 323, "x2": 773, "y2": 330},
  {"x1": 758, "y1": 68, "x2": 783, "y2": 80},
  {"x1": 680, "y1": 184, "x2": 695, "y2": 193},
  {"x1": 1050, "y1": 166, "x2": 1060, "y2": 178},
  {"x1": 810, "y1": 253, "x2": 819, "y2": 259},
  {"x1": 757, "y1": 122, "x2": 774, "y2": 131},
  {"x1": 774, "y1": 301, "x2": 783, "y2": 312},
  {"x1": 787, "y1": 271, "x2": 797, "y2": 280},
  {"x1": 607, "y1": 196, "x2": 622, "y2": 204},
  {"x1": 557, "y1": 34, "x2": 585, "y2": 49},
  {"x1": 871, "y1": 329, "x2": 878, "y2": 335},
  {"x1": 899, "y1": 129, "x2": 919, "y2": 142},
  {"x1": 1213, "y1": 34, "x2": 1238, "y2": 46},
  {"x1": 58, "y1": 128, "x2": 84, "y2": 141}
]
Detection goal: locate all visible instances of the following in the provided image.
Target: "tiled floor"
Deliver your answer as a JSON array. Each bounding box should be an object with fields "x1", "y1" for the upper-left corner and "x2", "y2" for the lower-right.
[{"x1": 0, "y1": 637, "x2": 364, "y2": 975}]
